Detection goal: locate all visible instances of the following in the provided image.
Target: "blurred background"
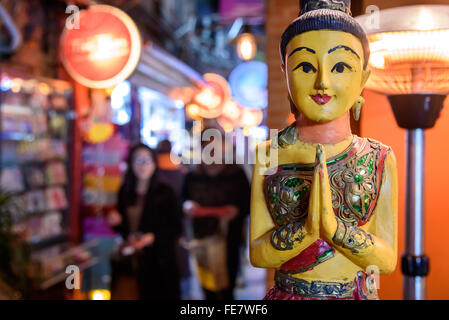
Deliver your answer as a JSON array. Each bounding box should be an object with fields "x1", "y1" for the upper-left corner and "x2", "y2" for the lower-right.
[{"x1": 0, "y1": 0, "x2": 448, "y2": 300}]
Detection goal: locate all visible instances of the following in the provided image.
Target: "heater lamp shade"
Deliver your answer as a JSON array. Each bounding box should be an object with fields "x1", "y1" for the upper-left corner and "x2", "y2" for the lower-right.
[{"x1": 356, "y1": 5, "x2": 449, "y2": 95}]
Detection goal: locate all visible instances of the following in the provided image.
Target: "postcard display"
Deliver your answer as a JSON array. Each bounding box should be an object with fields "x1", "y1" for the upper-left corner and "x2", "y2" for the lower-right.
[{"x1": 0, "y1": 71, "x2": 95, "y2": 291}]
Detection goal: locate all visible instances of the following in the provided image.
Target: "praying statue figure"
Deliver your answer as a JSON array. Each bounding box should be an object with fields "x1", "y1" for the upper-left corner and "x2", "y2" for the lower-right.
[{"x1": 250, "y1": 0, "x2": 398, "y2": 300}]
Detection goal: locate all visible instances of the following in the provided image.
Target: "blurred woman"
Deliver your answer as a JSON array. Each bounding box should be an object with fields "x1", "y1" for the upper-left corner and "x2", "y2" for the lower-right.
[{"x1": 108, "y1": 143, "x2": 182, "y2": 299}]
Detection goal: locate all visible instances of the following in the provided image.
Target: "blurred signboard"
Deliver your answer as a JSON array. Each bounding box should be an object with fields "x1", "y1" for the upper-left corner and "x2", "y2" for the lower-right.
[
  {"x1": 219, "y1": 0, "x2": 264, "y2": 21},
  {"x1": 60, "y1": 5, "x2": 141, "y2": 88}
]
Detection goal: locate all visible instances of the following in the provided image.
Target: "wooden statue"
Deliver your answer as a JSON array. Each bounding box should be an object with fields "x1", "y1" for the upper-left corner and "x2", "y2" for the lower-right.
[{"x1": 250, "y1": 0, "x2": 398, "y2": 300}]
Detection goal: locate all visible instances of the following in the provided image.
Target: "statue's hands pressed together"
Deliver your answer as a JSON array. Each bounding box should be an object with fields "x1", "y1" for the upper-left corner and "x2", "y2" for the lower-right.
[
  {"x1": 314, "y1": 144, "x2": 338, "y2": 243},
  {"x1": 304, "y1": 146, "x2": 322, "y2": 238}
]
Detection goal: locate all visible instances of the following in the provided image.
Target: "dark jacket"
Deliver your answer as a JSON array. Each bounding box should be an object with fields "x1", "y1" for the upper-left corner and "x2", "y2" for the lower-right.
[{"x1": 115, "y1": 181, "x2": 182, "y2": 299}]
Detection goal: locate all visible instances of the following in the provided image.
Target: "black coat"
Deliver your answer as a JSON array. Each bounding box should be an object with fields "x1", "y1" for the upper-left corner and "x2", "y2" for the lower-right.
[{"x1": 115, "y1": 181, "x2": 182, "y2": 299}]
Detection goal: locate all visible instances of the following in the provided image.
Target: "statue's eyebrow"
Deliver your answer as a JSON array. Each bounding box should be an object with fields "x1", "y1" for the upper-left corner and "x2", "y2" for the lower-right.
[
  {"x1": 328, "y1": 45, "x2": 360, "y2": 60},
  {"x1": 288, "y1": 46, "x2": 316, "y2": 58}
]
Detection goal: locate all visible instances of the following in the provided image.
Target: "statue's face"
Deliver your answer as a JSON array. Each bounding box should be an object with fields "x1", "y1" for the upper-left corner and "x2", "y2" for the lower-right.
[{"x1": 285, "y1": 30, "x2": 370, "y2": 122}]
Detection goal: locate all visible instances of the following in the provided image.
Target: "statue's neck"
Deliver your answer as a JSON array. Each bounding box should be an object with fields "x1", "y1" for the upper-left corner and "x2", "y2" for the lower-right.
[{"x1": 295, "y1": 111, "x2": 352, "y2": 145}]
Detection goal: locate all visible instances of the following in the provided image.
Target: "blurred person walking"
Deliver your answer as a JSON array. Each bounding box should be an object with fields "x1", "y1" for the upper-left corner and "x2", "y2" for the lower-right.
[
  {"x1": 107, "y1": 143, "x2": 182, "y2": 299},
  {"x1": 181, "y1": 139, "x2": 251, "y2": 300}
]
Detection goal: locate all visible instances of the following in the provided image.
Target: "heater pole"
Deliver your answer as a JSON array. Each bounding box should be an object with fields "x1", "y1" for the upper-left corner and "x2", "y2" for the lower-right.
[{"x1": 403, "y1": 129, "x2": 427, "y2": 300}]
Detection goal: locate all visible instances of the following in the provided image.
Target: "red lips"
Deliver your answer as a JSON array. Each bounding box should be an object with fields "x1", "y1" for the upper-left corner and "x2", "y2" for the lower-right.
[{"x1": 311, "y1": 94, "x2": 332, "y2": 105}]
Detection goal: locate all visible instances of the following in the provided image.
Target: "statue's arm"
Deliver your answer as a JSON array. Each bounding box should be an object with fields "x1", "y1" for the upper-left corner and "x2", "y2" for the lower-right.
[
  {"x1": 249, "y1": 143, "x2": 320, "y2": 269},
  {"x1": 320, "y1": 150, "x2": 398, "y2": 274}
]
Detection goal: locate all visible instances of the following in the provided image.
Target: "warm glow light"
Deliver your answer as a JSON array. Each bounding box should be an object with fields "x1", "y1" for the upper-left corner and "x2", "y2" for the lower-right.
[
  {"x1": 195, "y1": 87, "x2": 221, "y2": 110},
  {"x1": 222, "y1": 100, "x2": 241, "y2": 120},
  {"x1": 105, "y1": 86, "x2": 115, "y2": 97},
  {"x1": 83, "y1": 123, "x2": 115, "y2": 144},
  {"x1": 89, "y1": 290, "x2": 111, "y2": 300},
  {"x1": 38, "y1": 82, "x2": 51, "y2": 95},
  {"x1": 240, "y1": 108, "x2": 263, "y2": 127},
  {"x1": 186, "y1": 103, "x2": 201, "y2": 119},
  {"x1": 236, "y1": 33, "x2": 257, "y2": 61},
  {"x1": 416, "y1": 9, "x2": 435, "y2": 31},
  {"x1": 88, "y1": 34, "x2": 129, "y2": 62},
  {"x1": 22, "y1": 79, "x2": 37, "y2": 93},
  {"x1": 11, "y1": 78, "x2": 23, "y2": 93},
  {"x1": 193, "y1": 73, "x2": 230, "y2": 119},
  {"x1": 217, "y1": 99, "x2": 244, "y2": 130},
  {"x1": 241, "y1": 112, "x2": 255, "y2": 126},
  {"x1": 366, "y1": 29, "x2": 449, "y2": 94},
  {"x1": 223, "y1": 122, "x2": 234, "y2": 132},
  {"x1": 369, "y1": 52, "x2": 385, "y2": 69}
]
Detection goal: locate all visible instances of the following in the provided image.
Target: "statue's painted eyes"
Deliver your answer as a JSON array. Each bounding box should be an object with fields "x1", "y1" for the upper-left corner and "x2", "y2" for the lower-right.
[
  {"x1": 331, "y1": 62, "x2": 352, "y2": 73},
  {"x1": 293, "y1": 62, "x2": 317, "y2": 74}
]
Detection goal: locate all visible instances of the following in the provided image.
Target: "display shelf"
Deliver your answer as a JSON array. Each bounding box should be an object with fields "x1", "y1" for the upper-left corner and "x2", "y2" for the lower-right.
[
  {"x1": 0, "y1": 70, "x2": 93, "y2": 298},
  {"x1": 28, "y1": 233, "x2": 68, "y2": 251},
  {"x1": 0, "y1": 71, "x2": 74, "y2": 259}
]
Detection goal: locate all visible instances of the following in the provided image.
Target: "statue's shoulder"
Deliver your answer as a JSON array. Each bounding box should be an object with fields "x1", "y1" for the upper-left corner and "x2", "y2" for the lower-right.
[
  {"x1": 277, "y1": 122, "x2": 298, "y2": 149},
  {"x1": 362, "y1": 136, "x2": 393, "y2": 153},
  {"x1": 258, "y1": 122, "x2": 297, "y2": 151},
  {"x1": 255, "y1": 122, "x2": 297, "y2": 161}
]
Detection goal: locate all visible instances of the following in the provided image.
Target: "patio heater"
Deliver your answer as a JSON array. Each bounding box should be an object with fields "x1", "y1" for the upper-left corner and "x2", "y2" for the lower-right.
[{"x1": 356, "y1": 5, "x2": 449, "y2": 300}]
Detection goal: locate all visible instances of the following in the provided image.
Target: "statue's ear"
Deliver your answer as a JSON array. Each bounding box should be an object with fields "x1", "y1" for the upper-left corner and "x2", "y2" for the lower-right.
[
  {"x1": 361, "y1": 68, "x2": 371, "y2": 91},
  {"x1": 281, "y1": 63, "x2": 286, "y2": 75}
]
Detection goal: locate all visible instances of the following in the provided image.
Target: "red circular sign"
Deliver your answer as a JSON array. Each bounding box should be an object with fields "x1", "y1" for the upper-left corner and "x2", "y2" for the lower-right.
[{"x1": 60, "y1": 5, "x2": 141, "y2": 88}]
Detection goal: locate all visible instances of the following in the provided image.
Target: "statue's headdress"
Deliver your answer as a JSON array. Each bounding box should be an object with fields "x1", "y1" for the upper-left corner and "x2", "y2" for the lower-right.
[
  {"x1": 299, "y1": 0, "x2": 351, "y2": 15},
  {"x1": 280, "y1": 0, "x2": 369, "y2": 69}
]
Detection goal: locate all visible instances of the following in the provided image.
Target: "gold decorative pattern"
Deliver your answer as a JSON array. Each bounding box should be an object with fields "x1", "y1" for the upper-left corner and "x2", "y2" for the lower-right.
[
  {"x1": 332, "y1": 219, "x2": 374, "y2": 254},
  {"x1": 264, "y1": 135, "x2": 389, "y2": 250},
  {"x1": 270, "y1": 221, "x2": 306, "y2": 251},
  {"x1": 329, "y1": 138, "x2": 382, "y2": 226},
  {"x1": 265, "y1": 173, "x2": 312, "y2": 226},
  {"x1": 275, "y1": 270, "x2": 355, "y2": 298}
]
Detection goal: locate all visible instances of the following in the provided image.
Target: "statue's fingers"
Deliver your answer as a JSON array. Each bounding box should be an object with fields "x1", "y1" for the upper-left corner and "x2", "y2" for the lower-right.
[
  {"x1": 316, "y1": 143, "x2": 325, "y2": 165},
  {"x1": 307, "y1": 160, "x2": 321, "y2": 234}
]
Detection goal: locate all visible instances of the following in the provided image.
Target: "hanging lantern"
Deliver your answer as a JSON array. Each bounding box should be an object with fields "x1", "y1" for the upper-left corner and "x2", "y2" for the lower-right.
[
  {"x1": 60, "y1": 5, "x2": 141, "y2": 89},
  {"x1": 236, "y1": 32, "x2": 257, "y2": 61},
  {"x1": 193, "y1": 73, "x2": 230, "y2": 119}
]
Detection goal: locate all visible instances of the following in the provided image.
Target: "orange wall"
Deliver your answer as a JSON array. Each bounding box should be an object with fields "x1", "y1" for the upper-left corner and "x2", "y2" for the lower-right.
[{"x1": 361, "y1": 90, "x2": 449, "y2": 300}]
